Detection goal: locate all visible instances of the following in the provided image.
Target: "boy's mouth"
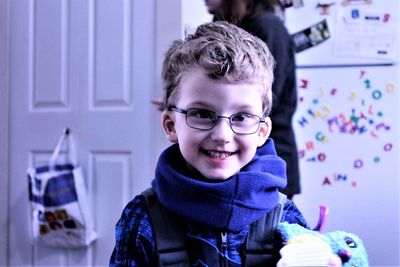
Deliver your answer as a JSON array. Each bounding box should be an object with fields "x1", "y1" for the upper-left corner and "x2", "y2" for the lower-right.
[{"x1": 203, "y1": 150, "x2": 234, "y2": 159}]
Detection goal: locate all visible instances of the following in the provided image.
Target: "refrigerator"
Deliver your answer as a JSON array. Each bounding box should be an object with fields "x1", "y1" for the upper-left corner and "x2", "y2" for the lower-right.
[{"x1": 285, "y1": 1, "x2": 399, "y2": 266}]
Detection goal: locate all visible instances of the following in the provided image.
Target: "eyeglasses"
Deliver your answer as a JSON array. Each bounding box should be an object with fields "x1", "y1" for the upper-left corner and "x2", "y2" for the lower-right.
[{"x1": 168, "y1": 106, "x2": 265, "y2": 135}]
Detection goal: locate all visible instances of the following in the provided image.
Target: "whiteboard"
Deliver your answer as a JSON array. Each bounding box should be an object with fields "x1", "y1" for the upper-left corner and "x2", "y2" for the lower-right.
[
  {"x1": 285, "y1": 0, "x2": 398, "y2": 66},
  {"x1": 292, "y1": 65, "x2": 400, "y2": 266}
]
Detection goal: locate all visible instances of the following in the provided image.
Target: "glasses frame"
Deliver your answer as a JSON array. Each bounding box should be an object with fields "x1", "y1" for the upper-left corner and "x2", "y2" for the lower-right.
[{"x1": 168, "y1": 106, "x2": 265, "y2": 135}]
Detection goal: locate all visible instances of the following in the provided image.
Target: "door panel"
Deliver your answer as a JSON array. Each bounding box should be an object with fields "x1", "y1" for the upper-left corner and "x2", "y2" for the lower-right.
[{"x1": 9, "y1": 0, "x2": 156, "y2": 265}]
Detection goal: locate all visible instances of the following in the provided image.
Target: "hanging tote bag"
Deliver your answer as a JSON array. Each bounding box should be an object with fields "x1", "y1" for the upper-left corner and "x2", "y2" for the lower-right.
[{"x1": 27, "y1": 128, "x2": 97, "y2": 247}]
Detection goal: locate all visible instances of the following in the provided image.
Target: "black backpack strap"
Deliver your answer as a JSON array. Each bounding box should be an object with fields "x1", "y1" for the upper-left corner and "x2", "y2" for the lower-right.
[
  {"x1": 245, "y1": 193, "x2": 287, "y2": 266},
  {"x1": 142, "y1": 188, "x2": 191, "y2": 267}
]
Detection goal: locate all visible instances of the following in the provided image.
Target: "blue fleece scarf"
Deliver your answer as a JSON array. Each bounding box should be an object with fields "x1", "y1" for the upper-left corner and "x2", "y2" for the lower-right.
[{"x1": 152, "y1": 139, "x2": 287, "y2": 232}]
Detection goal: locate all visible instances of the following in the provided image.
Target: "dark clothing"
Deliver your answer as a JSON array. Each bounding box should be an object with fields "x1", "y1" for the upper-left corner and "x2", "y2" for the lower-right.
[
  {"x1": 240, "y1": 11, "x2": 300, "y2": 195},
  {"x1": 109, "y1": 192, "x2": 308, "y2": 266},
  {"x1": 110, "y1": 140, "x2": 308, "y2": 266},
  {"x1": 142, "y1": 188, "x2": 287, "y2": 266}
]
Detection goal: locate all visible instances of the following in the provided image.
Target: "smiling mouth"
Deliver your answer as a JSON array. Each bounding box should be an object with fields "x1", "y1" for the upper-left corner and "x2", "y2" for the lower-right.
[{"x1": 203, "y1": 150, "x2": 234, "y2": 159}]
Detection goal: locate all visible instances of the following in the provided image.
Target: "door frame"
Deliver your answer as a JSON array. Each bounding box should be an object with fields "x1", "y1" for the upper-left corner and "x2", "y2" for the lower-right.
[{"x1": 0, "y1": 0, "x2": 10, "y2": 265}]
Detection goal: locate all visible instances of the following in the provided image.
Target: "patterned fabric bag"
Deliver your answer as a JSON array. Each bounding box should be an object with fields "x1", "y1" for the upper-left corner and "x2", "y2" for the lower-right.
[{"x1": 27, "y1": 128, "x2": 97, "y2": 247}]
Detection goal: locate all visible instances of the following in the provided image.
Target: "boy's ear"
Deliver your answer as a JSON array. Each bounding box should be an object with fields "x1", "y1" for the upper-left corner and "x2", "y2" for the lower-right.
[
  {"x1": 161, "y1": 111, "x2": 178, "y2": 143},
  {"x1": 257, "y1": 117, "x2": 272, "y2": 147}
]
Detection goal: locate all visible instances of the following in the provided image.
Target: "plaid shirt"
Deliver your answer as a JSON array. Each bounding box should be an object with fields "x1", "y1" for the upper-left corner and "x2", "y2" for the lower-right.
[{"x1": 109, "y1": 195, "x2": 309, "y2": 266}]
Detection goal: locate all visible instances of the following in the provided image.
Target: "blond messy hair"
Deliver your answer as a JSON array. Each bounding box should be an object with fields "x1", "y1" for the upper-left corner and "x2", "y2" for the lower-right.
[{"x1": 162, "y1": 21, "x2": 275, "y2": 116}]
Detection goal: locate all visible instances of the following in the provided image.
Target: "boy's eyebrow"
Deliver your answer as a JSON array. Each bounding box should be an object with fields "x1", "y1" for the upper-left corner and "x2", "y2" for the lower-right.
[
  {"x1": 184, "y1": 101, "x2": 259, "y2": 112},
  {"x1": 183, "y1": 101, "x2": 211, "y2": 108}
]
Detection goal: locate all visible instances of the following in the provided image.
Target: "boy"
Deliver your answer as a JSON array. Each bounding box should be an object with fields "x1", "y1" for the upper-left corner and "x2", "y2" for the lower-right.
[{"x1": 110, "y1": 21, "x2": 336, "y2": 266}]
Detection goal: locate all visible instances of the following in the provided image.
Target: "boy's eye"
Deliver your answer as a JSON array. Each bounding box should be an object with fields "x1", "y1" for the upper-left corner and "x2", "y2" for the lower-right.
[
  {"x1": 231, "y1": 113, "x2": 253, "y2": 123},
  {"x1": 188, "y1": 109, "x2": 215, "y2": 120}
]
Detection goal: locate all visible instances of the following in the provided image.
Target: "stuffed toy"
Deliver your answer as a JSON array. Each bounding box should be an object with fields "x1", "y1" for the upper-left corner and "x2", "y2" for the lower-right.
[{"x1": 277, "y1": 206, "x2": 368, "y2": 267}]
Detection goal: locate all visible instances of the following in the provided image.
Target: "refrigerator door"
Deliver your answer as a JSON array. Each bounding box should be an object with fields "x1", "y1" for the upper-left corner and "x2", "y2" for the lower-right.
[
  {"x1": 293, "y1": 66, "x2": 399, "y2": 266},
  {"x1": 285, "y1": 0, "x2": 398, "y2": 66}
]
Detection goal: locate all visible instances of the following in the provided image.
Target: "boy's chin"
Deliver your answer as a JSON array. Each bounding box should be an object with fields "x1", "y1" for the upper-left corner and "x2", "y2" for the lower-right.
[
  {"x1": 198, "y1": 170, "x2": 238, "y2": 182},
  {"x1": 185, "y1": 162, "x2": 238, "y2": 181}
]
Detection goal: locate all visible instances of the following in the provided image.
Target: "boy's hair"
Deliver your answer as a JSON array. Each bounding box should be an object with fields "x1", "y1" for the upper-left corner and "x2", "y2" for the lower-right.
[{"x1": 162, "y1": 21, "x2": 275, "y2": 116}]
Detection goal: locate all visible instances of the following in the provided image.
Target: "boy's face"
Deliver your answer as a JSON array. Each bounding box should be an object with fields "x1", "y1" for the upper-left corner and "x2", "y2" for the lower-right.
[{"x1": 162, "y1": 68, "x2": 271, "y2": 181}]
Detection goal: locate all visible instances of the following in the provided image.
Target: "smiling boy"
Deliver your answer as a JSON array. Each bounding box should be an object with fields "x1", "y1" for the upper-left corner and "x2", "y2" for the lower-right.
[
  {"x1": 164, "y1": 69, "x2": 270, "y2": 180},
  {"x1": 110, "y1": 21, "x2": 310, "y2": 266}
]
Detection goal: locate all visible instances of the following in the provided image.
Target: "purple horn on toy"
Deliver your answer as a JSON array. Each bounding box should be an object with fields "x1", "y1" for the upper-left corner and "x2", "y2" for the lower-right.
[{"x1": 313, "y1": 205, "x2": 329, "y2": 232}]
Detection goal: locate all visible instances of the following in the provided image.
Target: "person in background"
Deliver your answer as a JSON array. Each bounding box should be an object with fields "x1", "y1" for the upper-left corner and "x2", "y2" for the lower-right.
[
  {"x1": 110, "y1": 21, "x2": 342, "y2": 266},
  {"x1": 205, "y1": 0, "x2": 300, "y2": 199}
]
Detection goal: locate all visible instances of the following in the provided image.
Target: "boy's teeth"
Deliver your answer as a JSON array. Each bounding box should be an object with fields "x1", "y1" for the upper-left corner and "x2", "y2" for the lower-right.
[{"x1": 207, "y1": 151, "x2": 232, "y2": 158}]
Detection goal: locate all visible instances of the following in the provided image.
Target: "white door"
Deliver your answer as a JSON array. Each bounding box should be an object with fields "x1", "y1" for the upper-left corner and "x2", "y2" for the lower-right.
[{"x1": 8, "y1": 0, "x2": 158, "y2": 265}]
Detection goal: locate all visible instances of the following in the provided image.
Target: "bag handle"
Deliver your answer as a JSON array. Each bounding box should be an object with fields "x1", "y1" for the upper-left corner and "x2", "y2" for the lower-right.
[{"x1": 49, "y1": 128, "x2": 78, "y2": 166}]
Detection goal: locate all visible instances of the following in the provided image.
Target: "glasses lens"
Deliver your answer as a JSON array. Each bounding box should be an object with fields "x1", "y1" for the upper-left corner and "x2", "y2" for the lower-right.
[
  {"x1": 230, "y1": 113, "x2": 261, "y2": 134},
  {"x1": 186, "y1": 108, "x2": 216, "y2": 130}
]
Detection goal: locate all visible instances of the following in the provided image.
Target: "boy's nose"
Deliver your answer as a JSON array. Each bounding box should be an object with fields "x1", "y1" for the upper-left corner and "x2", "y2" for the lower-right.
[{"x1": 210, "y1": 118, "x2": 233, "y2": 142}]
